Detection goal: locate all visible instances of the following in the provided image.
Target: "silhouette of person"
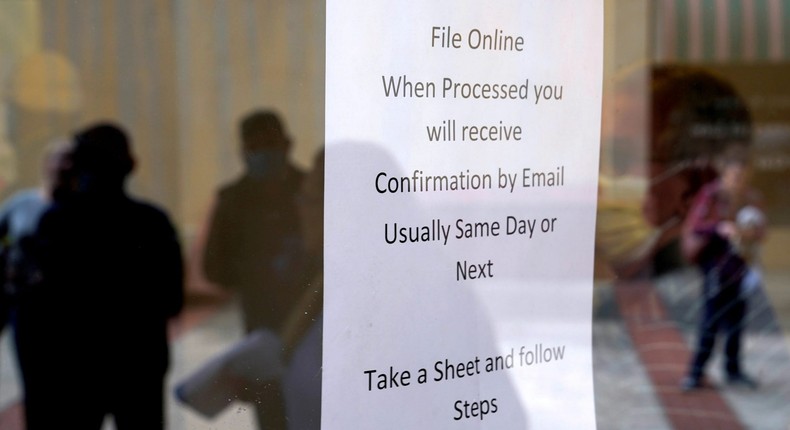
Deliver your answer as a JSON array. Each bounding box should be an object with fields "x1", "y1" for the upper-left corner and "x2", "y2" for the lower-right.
[
  {"x1": 14, "y1": 122, "x2": 184, "y2": 429},
  {"x1": 202, "y1": 109, "x2": 305, "y2": 429}
]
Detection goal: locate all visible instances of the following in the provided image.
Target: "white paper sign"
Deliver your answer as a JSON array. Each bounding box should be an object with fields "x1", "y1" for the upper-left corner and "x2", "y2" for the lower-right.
[{"x1": 324, "y1": 2, "x2": 602, "y2": 428}]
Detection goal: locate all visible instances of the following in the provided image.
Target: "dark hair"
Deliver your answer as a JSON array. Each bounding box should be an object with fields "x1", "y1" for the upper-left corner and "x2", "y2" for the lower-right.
[
  {"x1": 72, "y1": 122, "x2": 134, "y2": 180},
  {"x1": 240, "y1": 110, "x2": 286, "y2": 146}
]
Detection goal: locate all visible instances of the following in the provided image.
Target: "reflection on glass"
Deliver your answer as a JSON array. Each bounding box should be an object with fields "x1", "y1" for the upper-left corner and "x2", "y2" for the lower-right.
[
  {"x1": 594, "y1": 4, "x2": 790, "y2": 429},
  {"x1": 0, "y1": 1, "x2": 787, "y2": 430}
]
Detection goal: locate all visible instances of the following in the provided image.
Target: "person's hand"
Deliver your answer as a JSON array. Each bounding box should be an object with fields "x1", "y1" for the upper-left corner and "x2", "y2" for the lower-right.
[
  {"x1": 716, "y1": 221, "x2": 738, "y2": 239},
  {"x1": 739, "y1": 225, "x2": 760, "y2": 242}
]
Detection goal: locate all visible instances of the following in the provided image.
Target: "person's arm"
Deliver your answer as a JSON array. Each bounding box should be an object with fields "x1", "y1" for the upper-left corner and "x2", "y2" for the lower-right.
[
  {"x1": 159, "y1": 214, "x2": 185, "y2": 318},
  {"x1": 681, "y1": 185, "x2": 719, "y2": 264}
]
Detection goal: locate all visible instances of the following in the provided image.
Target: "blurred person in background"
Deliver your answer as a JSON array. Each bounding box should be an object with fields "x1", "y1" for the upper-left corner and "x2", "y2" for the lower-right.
[
  {"x1": 175, "y1": 147, "x2": 321, "y2": 428},
  {"x1": 202, "y1": 109, "x2": 306, "y2": 430},
  {"x1": 680, "y1": 144, "x2": 765, "y2": 391},
  {"x1": 0, "y1": 137, "x2": 71, "y2": 336},
  {"x1": 14, "y1": 122, "x2": 183, "y2": 429}
]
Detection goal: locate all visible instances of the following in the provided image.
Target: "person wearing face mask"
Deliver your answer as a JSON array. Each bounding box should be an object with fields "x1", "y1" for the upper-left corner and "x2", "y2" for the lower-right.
[{"x1": 202, "y1": 109, "x2": 305, "y2": 430}]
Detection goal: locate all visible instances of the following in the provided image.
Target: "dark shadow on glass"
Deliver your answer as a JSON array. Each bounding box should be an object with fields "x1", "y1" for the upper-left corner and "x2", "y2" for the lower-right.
[{"x1": 7, "y1": 122, "x2": 184, "y2": 429}]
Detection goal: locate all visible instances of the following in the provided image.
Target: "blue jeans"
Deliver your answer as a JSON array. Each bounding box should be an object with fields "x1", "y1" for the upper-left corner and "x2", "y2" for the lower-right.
[{"x1": 688, "y1": 268, "x2": 747, "y2": 380}]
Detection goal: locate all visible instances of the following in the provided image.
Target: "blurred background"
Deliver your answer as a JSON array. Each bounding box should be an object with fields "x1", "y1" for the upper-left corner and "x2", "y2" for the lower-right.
[
  {"x1": 595, "y1": 2, "x2": 790, "y2": 429},
  {"x1": 0, "y1": 1, "x2": 788, "y2": 429},
  {"x1": 0, "y1": 0, "x2": 325, "y2": 234}
]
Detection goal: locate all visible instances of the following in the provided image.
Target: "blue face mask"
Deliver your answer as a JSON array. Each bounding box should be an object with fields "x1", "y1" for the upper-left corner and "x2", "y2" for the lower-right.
[{"x1": 244, "y1": 149, "x2": 286, "y2": 178}]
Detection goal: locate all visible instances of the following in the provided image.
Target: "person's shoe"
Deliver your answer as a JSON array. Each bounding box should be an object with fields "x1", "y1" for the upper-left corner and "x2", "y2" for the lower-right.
[
  {"x1": 680, "y1": 376, "x2": 704, "y2": 392},
  {"x1": 726, "y1": 373, "x2": 758, "y2": 390}
]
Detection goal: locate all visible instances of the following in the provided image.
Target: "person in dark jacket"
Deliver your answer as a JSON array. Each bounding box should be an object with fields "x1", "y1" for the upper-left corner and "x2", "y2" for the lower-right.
[
  {"x1": 203, "y1": 109, "x2": 305, "y2": 430},
  {"x1": 15, "y1": 122, "x2": 184, "y2": 429}
]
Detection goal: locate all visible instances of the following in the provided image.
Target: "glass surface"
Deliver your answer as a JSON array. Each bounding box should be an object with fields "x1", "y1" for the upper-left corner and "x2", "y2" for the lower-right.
[{"x1": 0, "y1": 1, "x2": 787, "y2": 429}]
